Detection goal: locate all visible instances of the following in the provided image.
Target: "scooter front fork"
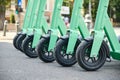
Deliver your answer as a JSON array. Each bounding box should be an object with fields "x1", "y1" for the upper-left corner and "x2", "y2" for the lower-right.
[
  {"x1": 48, "y1": 30, "x2": 58, "y2": 51},
  {"x1": 32, "y1": 29, "x2": 42, "y2": 48},
  {"x1": 90, "y1": 30, "x2": 104, "y2": 57},
  {"x1": 66, "y1": 30, "x2": 79, "y2": 54}
]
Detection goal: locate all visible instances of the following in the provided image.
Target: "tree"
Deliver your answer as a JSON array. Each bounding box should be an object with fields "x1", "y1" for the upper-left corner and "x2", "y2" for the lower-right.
[
  {"x1": 111, "y1": 0, "x2": 120, "y2": 22},
  {"x1": 83, "y1": 0, "x2": 99, "y2": 21},
  {"x1": 63, "y1": 0, "x2": 74, "y2": 19},
  {"x1": 0, "y1": 0, "x2": 11, "y2": 30},
  {"x1": 83, "y1": 0, "x2": 120, "y2": 23}
]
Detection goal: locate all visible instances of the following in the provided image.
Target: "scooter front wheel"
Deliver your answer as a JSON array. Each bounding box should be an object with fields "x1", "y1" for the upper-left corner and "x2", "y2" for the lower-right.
[
  {"x1": 76, "y1": 39, "x2": 108, "y2": 71},
  {"x1": 54, "y1": 37, "x2": 80, "y2": 67},
  {"x1": 16, "y1": 34, "x2": 26, "y2": 52},
  {"x1": 22, "y1": 35, "x2": 38, "y2": 58},
  {"x1": 13, "y1": 33, "x2": 21, "y2": 49},
  {"x1": 36, "y1": 36, "x2": 55, "y2": 62}
]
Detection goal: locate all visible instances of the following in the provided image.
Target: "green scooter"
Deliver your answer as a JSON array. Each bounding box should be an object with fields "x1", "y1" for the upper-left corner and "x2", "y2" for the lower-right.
[
  {"x1": 21, "y1": 0, "x2": 49, "y2": 58},
  {"x1": 54, "y1": 0, "x2": 90, "y2": 67},
  {"x1": 36, "y1": 0, "x2": 67, "y2": 62},
  {"x1": 13, "y1": 0, "x2": 34, "y2": 50},
  {"x1": 76, "y1": 0, "x2": 115, "y2": 71},
  {"x1": 14, "y1": 0, "x2": 40, "y2": 52}
]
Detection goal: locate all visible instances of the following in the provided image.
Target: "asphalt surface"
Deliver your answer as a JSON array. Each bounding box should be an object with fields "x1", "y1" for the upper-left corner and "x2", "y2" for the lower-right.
[{"x1": 0, "y1": 40, "x2": 120, "y2": 80}]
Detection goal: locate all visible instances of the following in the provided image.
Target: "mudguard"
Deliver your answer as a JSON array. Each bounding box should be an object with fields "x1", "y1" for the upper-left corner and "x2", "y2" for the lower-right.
[
  {"x1": 83, "y1": 37, "x2": 110, "y2": 58},
  {"x1": 28, "y1": 34, "x2": 34, "y2": 37},
  {"x1": 17, "y1": 32, "x2": 22, "y2": 35},
  {"x1": 41, "y1": 34, "x2": 50, "y2": 39},
  {"x1": 60, "y1": 35, "x2": 82, "y2": 43}
]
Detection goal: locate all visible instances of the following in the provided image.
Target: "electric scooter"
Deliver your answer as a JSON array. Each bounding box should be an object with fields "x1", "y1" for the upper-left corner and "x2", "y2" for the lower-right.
[
  {"x1": 76, "y1": 0, "x2": 114, "y2": 71},
  {"x1": 36, "y1": 0, "x2": 67, "y2": 62},
  {"x1": 21, "y1": 0, "x2": 49, "y2": 58},
  {"x1": 13, "y1": 0, "x2": 34, "y2": 50},
  {"x1": 54, "y1": 0, "x2": 90, "y2": 67}
]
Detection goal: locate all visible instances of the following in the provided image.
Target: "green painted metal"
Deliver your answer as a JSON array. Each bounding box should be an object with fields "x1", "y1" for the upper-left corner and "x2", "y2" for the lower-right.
[
  {"x1": 104, "y1": 14, "x2": 120, "y2": 60},
  {"x1": 32, "y1": 0, "x2": 49, "y2": 48},
  {"x1": 47, "y1": 0, "x2": 67, "y2": 51},
  {"x1": 90, "y1": 0, "x2": 120, "y2": 60},
  {"x1": 66, "y1": 0, "x2": 90, "y2": 54},
  {"x1": 20, "y1": 0, "x2": 49, "y2": 48},
  {"x1": 104, "y1": 14, "x2": 120, "y2": 52},
  {"x1": 90, "y1": 0, "x2": 110, "y2": 57},
  {"x1": 22, "y1": 0, "x2": 34, "y2": 33},
  {"x1": 26, "y1": 0, "x2": 41, "y2": 35},
  {"x1": 90, "y1": 31, "x2": 104, "y2": 57}
]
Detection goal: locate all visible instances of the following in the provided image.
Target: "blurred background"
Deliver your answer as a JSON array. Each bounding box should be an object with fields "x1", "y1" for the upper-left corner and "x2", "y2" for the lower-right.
[{"x1": 0, "y1": 0, "x2": 120, "y2": 31}]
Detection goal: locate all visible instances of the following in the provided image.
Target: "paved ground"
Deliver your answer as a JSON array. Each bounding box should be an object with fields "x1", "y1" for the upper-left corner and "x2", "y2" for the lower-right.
[
  {"x1": 0, "y1": 27, "x2": 120, "y2": 80},
  {"x1": 0, "y1": 40, "x2": 120, "y2": 80}
]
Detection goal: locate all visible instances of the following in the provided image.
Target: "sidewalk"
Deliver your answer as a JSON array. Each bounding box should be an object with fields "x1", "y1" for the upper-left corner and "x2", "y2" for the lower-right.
[
  {"x1": 0, "y1": 31, "x2": 16, "y2": 40},
  {"x1": 0, "y1": 27, "x2": 120, "y2": 40}
]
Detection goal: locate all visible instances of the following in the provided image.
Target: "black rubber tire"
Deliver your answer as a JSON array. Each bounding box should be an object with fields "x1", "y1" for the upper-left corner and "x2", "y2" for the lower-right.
[
  {"x1": 54, "y1": 38, "x2": 80, "y2": 67},
  {"x1": 76, "y1": 39, "x2": 108, "y2": 71},
  {"x1": 13, "y1": 33, "x2": 21, "y2": 49},
  {"x1": 22, "y1": 35, "x2": 38, "y2": 58},
  {"x1": 16, "y1": 34, "x2": 26, "y2": 52},
  {"x1": 36, "y1": 36, "x2": 55, "y2": 62}
]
